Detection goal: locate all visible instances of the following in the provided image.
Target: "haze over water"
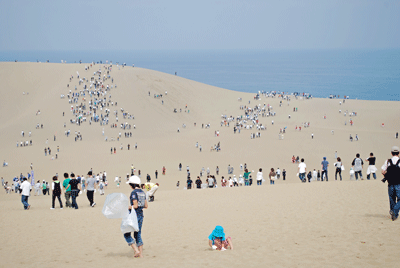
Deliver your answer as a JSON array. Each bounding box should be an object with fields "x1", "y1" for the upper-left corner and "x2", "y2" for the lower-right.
[{"x1": 1, "y1": 49, "x2": 399, "y2": 101}]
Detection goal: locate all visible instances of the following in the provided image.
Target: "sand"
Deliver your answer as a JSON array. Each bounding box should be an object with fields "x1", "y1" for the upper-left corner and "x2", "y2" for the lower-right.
[{"x1": 0, "y1": 62, "x2": 399, "y2": 267}]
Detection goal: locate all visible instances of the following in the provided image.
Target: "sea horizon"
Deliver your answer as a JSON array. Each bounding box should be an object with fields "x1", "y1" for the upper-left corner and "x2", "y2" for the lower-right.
[{"x1": 1, "y1": 48, "x2": 399, "y2": 101}]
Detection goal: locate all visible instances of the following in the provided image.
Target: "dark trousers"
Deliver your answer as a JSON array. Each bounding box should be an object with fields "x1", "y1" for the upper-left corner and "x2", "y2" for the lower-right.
[
  {"x1": 87, "y1": 190, "x2": 94, "y2": 206},
  {"x1": 321, "y1": 170, "x2": 328, "y2": 181},
  {"x1": 52, "y1": 194, "x2": 63, "y2": 208},
  {"x1": 335, "y1": 168, "x2": 342, "y2": 181},
  {"x1": 71, "y1": 190, "x2": 79, "y2": 209}
]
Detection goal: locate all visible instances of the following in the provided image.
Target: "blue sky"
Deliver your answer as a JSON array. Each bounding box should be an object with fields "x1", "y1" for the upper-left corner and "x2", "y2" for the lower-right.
[{"x1": 1, "y1": 0, "x2": 399, "y2": 51}]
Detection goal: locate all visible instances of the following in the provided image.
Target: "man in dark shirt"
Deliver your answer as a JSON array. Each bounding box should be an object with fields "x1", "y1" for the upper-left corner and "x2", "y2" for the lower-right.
[
  {"x1": 187, "y1": 177, "x2": 193, "y2": 189},
  {"x1": 68, "y1": 173, "x2": 80, "y2": 209},
  {"x1": 366, "y1": 152, "x2": 377, "y2": 180},
  {"x1": 195, "y1": 176, "x2": 202, "y2": 189}
]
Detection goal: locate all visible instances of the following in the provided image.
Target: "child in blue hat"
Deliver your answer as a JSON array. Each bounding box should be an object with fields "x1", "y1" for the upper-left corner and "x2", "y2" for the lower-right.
[{"x1": 208, "y1": 226, "x2": 233, "y2": 251}]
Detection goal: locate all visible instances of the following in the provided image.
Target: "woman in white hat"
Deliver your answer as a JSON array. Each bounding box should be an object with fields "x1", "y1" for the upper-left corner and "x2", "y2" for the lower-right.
[{"x1": 124, "y1": 176, "x2": 148, "y2": 257}]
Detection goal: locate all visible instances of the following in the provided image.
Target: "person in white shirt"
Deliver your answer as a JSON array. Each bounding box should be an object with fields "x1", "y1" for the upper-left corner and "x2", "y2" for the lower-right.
[
  {"x1": 20, "y1": 178, "x2": 32, "y2": 210},
  {"x1": 34, "y1": 180, "x2": 41, "y2": 196},
  {"x1": 232, "y1": 175, "x2": 238, "y2": 187},
  {"x1": 312, "y1": 169, "x2": 318, "y2": 181},
  {"x1": 99, "y1": 181, "x2": 105, "y2": 195},
  {"x1": 334, "y1": 157, "x2": 343, "y2": 181},
  {"x1": 228, "y1": 177, "x2": 233, "y2": 187},
  {"x1": 298, "y1": 158, "x2": 307, "y2": 182},
  {"x1": 256, "y1": 168, "x2": 263, "y2": 185},
  {"x1": 207, "y1": 176, "x2": 214, "y2": 188},
  {"x1": 276, "y1": 168, "x2": 281, "y2": 179},
  {"x1": 238, "y1": 175, "x2": 244, "y2": 186}
]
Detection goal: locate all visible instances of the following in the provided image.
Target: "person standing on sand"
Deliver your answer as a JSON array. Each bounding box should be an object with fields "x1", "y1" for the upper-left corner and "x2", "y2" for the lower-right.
[
  {"x1": 42, "y1": 180, "x2": 47, "y2": 195},
  {"x1": 334, "y1": 157, "x2": 343, "y2": 181},
  {"x1": 298, "y1": 158, "x2": 307, "y2": 182},
  {"x1": 221, "y1": 176, "x2": 226, "y2": 187},
  {"x1": 269, "y1": 168, "x2": 276, "y2": 185},
  {"x1": 62, "y1": 173, "x2": 72, "y2": 208},
  {"x1": 186, "y1": 177, "x2": 193, "y2": 189},
  {"x1": 381, "y1": 146, "x2": 400, "y2": 221},
  {"x1": 68, "y1": 173, "x2": 80, "y2": 209},
  {"x1": 207, "y1": 176, "x2": 214, "y2": 188},
  {"x1": 124, "y1": 176, "x2": 148, "y2": 258},
  {"x1": 196, "y1": 176, "x2": 202, "y2": 189},
  {"x1": 51, "y1": 176, "x2": 63, "y2": 209},
  {"x1": 312, "y1": 169, "x2": 317, "y2": 181},
  {"x1": 20, "y1": 177, "x2": 31, "y2": 210},
  {"x1": 366, "y1": 152, "x2": 377, "y2": 180},
  {"x1": 276, "y1": 168, "x2": 281, "y2": 179},
  {"x1": 86, "y1": 171, "x2": 96, "y2": 207},
  {"x1": 34, "y1": 180, "x2": 41, "y2": 196},
  {"x1": 352, "y1": 153, "x2": 364, "y2": 180},
  {"x1": 321, "y1": 157, "x2": 329, "y2": 181},
  {"x1": 256, "y1": 168, "x2": 263, "y2": 185},
  {"x1": 243, "y1": 169, "x2": 251, "y2": 186}
]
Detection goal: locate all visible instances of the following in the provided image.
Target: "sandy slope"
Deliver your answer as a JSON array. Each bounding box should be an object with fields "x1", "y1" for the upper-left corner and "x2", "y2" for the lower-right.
[{"x1": 0, "y1": 62, "x2": 399, "y2": 267}]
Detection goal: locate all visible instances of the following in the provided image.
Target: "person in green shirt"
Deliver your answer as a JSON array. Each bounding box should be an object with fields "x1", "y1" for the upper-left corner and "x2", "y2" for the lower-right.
[
  {"x1": 42, "y1": 180, "x2": 47, "y2": 195},
  {"x1": 243, "y1": 169, "x2": 251, "y2": 186},
  {"x1": 62, "y1": 173, "x2": 72, "y2": 208}
]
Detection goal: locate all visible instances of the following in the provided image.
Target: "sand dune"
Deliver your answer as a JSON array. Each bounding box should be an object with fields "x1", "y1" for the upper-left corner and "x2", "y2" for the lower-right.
[{"x1": 0, "y1": 62, "x2": 399, "y2": 267}]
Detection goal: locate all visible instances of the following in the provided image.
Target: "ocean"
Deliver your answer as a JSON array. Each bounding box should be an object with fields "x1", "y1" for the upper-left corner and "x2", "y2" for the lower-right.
[{"x1": 1, "y1": 49, "x2": 399, "y2": 101}]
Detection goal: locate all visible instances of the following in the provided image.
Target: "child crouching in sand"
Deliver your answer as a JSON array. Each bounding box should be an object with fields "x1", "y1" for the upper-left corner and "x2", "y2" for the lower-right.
[{"x1": 208, "y1": 226, "x2": 233, "y2": 251}]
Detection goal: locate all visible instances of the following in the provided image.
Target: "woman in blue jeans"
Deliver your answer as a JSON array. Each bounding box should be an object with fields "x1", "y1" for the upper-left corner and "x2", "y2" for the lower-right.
[{"x1": 124, "y1": 176, "x2": 148, "y2": 258}]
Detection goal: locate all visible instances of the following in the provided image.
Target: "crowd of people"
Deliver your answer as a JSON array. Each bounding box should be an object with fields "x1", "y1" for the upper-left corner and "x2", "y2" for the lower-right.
[{"x1": 180, "y1": 164, "x2": 287, "y2": 190}]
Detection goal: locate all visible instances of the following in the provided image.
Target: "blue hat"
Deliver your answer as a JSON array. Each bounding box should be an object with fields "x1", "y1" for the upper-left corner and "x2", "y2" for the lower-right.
[
  {"x1": 208, "y1": 225, "x2": 226, "y2": 241},
  {"x1": 323, "y1": 157, "x2": 326, "y2": 160}
]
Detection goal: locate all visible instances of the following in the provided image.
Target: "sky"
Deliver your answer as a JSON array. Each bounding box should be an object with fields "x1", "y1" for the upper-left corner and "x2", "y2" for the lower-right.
[{"x1": 1, "y1": 0, "x2": 399, "y2": 51}]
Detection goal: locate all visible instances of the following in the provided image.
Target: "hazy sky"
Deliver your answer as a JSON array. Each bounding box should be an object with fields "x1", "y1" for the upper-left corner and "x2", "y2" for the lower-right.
[{"x1": 1, "y1": 0, "x2": 399, "y2": 51}]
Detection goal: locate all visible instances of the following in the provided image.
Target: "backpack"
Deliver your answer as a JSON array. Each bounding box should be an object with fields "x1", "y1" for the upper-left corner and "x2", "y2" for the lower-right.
[
  {"x1": 54, "y1": 181, "x2": 61, "y2": 195},
  {"x1": 385, "y1": 159, "x2": 400, "y2": 185}
]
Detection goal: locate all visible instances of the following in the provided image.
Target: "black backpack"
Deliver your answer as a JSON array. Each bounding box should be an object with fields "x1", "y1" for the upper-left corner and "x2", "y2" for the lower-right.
[
  {"x1": 385, "y1": 159, "x2": 400, "y2": 185},
  {"x1": 54, "y1": 181, "x2": 61, "y2": 195}
]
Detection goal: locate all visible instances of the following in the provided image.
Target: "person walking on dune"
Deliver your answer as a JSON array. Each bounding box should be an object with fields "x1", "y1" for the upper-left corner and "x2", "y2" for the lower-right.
[
  {"x1": 62, "y1": 173, "x2": 72, "y2": 208},
  {"x1": 366, "y1": 152, "x2": 377, "y2": 180},
  {"x1": 86, "y1": 171, "x2": 96, "y2": 207},
  {"x1": 381, "y1": 146, "x2": 400, "y2": 221},
  {"x1": 51, "y1": 176, "x2": 63, "y2": 209},
  {"x1": 124, "y1": 176, "x2": 148, "y2": 258},
  {"x1": 321, "y1": 157, "x2": 329, "y2": 181},
  {"x1": 352, "y1": 153, "x2": 364, "y2": 180},
  {"x1": 20, "y1": 177, "x2": 31, "y2": 210}
]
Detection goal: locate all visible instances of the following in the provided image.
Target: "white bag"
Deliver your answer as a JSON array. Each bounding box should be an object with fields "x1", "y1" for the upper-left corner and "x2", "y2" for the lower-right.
[
  {"x1": 341, "y1": 165, "x2": 345, "y2": 171},
  {"x1": 120, "y1": 212, "x2": 139, "y2": 233},
  {"x1": 102, "y1": 193, "x2": 129, "y2": 219}
]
